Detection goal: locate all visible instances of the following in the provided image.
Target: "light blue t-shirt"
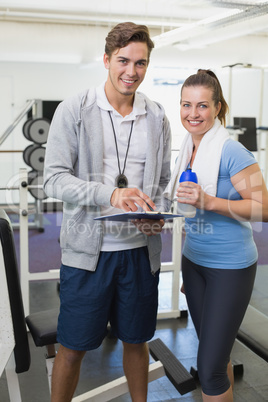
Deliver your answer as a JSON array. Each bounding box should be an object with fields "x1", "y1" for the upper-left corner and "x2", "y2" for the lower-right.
[{"x1": 183, "y1": 139, "x2": 258, "y2": 269}]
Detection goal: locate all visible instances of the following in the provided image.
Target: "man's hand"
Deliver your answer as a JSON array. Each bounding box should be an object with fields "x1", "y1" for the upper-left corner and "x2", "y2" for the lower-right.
[
  {"x1": 111, "y1": 187, "x2": 156, "y2": 212},
  {"x1": 132, "y1": 218, "x2": 165, "y2": 236}
]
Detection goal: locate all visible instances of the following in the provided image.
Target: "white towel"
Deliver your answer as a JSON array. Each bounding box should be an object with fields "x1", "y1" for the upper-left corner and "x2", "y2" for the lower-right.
[{"x1": 164, "y1": 118, "x2": 230, "y2": 200}]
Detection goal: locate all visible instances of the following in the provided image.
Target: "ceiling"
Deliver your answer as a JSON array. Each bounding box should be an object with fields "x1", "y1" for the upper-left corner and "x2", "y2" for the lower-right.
[{"x1": 0, "y1": 0, "x2": 268, "y2": 67}]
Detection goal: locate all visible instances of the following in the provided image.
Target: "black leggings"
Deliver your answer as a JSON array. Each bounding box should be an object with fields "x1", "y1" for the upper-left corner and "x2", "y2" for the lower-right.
[{"x1": 182, "y1": 255, "x2": 257, "y2": 396}]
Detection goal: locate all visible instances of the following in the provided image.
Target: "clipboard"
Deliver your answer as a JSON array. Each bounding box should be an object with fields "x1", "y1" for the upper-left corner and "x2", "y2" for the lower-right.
[{"x1": 94, "y1": 211, "x2": 183, "y2": 222}]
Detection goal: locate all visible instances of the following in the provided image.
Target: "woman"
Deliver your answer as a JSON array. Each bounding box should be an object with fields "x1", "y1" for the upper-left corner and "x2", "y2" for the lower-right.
[{"x1": 165, "y1": 69, "x2": 268, "y2": 401}]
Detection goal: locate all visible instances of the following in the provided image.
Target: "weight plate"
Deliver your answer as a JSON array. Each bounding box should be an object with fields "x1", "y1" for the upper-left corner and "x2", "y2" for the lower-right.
[
  {"x1": 23, "y1": 144, "x2": 40, "y2": 166},
  {"x1": 22, "y1": 118, "x2": 33, "y2": 140},
  {"x1": 28, "y1": 118, "x2": 50, "y2": 144},
  {"x1": 28, "y1": 170, "x2": 47, "y2": 200},
  {"x1": 28, "y1": 146, "x2": 46, "y2": 171}
]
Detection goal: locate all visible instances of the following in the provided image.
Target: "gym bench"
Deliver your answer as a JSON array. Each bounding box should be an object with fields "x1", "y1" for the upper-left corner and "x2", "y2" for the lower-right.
[
  {"x1": 0, "y1": 208, "x2": 196, "y2": 401},
  {"x1": 237, "y1": 304, "x2": 268, "y2": 363}
]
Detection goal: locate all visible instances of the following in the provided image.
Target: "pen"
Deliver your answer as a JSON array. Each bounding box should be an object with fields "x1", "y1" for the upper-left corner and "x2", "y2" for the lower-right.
[{"x1": 145, "y1": 201, "x2": 154, "y2": 211}]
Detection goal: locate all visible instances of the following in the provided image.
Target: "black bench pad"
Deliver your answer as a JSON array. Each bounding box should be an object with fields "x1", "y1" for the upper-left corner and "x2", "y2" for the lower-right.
[
  {"x1": 26, "y1": 308, "x2": 59, "y2": 347},
  {"x1": 148, "y1": 338, "x2": 196, "y2": 395}
]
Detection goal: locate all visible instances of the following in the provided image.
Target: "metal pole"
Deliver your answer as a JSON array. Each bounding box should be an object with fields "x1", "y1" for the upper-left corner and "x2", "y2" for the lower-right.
[
  {"x1": 0, "y1": 99, "x2": 36, "y2": 146},
  {"x1": 19, "y1": 169, "x2": 30, "y2": 316},
  {"x1": 227, "y1": 67, "x2": 232, "y2": 127},
  {"x1": 171, "y1": 217, "x2": 182, "y2": 315},
  {"x1": 159, "y1": 201, "x2": 182, "y2": 319},
  {"x1": 258, "y1": 69, "x2": 267, "y2": 183}
]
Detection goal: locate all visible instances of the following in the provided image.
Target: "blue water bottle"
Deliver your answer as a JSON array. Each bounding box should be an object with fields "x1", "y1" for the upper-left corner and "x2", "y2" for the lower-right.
[{"x1": 177, "y1": 168, "x2": 198, "y2": 218}]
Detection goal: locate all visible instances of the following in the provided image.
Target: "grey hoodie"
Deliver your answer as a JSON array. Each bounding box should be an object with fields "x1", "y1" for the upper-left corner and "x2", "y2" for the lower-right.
[{"x1": 44, "y1": 88, "x2": 171, "y2": 273}]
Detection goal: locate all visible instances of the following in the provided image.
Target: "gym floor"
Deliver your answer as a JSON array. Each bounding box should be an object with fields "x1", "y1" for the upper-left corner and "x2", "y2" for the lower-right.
[{"x1": 0, "y1": 263, "x2": 267, "y2": 401}]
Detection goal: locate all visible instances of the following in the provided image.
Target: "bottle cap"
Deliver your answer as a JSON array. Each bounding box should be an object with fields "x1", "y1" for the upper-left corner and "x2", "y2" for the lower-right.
[{"x1": 179, "y1": 168, "x2": 198, "y2": 183}]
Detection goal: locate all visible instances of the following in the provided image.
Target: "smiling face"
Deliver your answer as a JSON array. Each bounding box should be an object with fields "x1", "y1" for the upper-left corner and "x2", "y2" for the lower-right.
[
  {"x1": 103, "y1": 41, "x2": 149, "y2": 103},
  {"x1": 180, "y1": 85, "x2": 221, "y2": 140}
]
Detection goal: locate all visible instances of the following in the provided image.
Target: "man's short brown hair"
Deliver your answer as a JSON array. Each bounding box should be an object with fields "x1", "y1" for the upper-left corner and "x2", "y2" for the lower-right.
[{"x1": 105, "y1": 22, "x2": 154, "y2": 61}]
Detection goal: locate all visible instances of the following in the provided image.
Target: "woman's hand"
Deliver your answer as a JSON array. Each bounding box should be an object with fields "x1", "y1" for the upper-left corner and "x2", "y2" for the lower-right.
[{"x1": 175, "y1": 181, "x2": 212, "y2": 211}]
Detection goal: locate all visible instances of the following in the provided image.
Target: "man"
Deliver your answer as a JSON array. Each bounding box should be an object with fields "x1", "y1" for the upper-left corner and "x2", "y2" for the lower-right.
[{"x1": 44, "y1": 21, "x2": 171, "y2": 402}]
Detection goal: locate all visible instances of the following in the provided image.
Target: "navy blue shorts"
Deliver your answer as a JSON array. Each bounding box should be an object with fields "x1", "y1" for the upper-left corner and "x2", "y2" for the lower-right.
[{"x1": 57, "y1": 247, "x2": 160, "y2": 350}]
